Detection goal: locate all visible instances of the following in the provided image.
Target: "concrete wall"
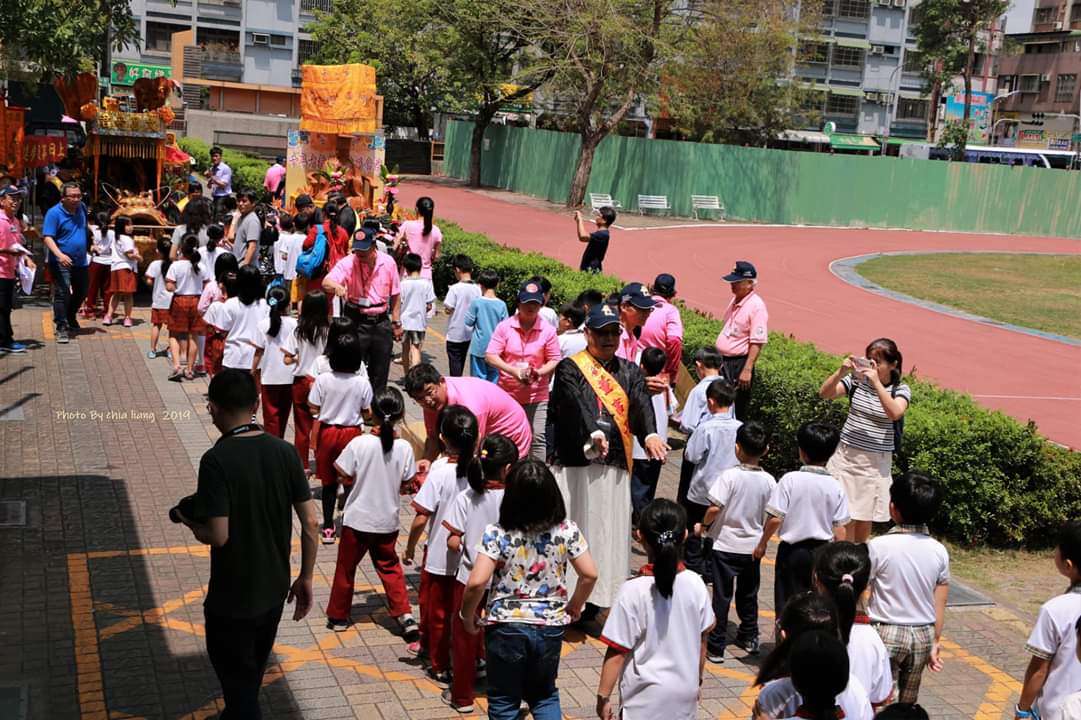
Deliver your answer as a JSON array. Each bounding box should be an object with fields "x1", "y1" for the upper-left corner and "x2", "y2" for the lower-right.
[{"x1": 185, "y1": 109, "x2": 298, "y2": 157}]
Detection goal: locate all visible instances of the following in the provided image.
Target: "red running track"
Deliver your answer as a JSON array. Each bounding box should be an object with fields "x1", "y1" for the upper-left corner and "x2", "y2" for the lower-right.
[{"x1": 400, "y1": 182, "x2": 1081, "y2": 448}]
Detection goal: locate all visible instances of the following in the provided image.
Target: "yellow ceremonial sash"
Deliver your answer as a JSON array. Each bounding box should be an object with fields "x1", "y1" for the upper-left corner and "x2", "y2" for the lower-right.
[{"x1": 570, "y1": 351, "x2": 635, "y2": 473}]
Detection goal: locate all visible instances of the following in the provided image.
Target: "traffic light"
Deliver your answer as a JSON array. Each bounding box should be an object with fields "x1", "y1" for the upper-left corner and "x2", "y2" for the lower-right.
[{"x1": 1031, "y1": 112, "x2": 1045, "y2": 126}]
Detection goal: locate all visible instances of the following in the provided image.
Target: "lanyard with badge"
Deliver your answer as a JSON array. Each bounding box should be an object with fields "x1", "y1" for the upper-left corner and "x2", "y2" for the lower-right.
[{"x1": 216, "y1": 423, "x2": 261, "y2": 444}]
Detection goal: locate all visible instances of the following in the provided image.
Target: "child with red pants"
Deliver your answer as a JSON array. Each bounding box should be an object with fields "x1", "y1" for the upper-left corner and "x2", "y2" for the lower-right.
[
  {"x1": 198, "y1": 253, "x2": 238, "y2": 378},
  {"x1": 252, "y1": 286, "x2": 296, "y2": 438},
  {"x1": 404, "y1": 405, "x2": 481, "y2": 687},
  {"x1": 308, "y1": 328, "x2": 371, "y2": 544},
  {"x1": 441, "y1": 433, "x2": 518, "y2": 713},
  {"x1": 325, "y1": 387, "x2": 420, "y2": 641},
  {"x1": 282, "y1": 291, "x2": 331, "y2": 475}
]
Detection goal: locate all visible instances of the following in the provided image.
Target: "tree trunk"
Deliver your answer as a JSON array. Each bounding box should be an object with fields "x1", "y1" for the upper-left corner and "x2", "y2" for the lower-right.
[
  {"x1": 468, "y1": 107, "x2": 496, "y2": 188},
  {"x1": 962, "y1": 34, "x2": 976, "y2": 129},
  {"x1": 566, "y1": 134, "x2": 601, "y2": 208}
]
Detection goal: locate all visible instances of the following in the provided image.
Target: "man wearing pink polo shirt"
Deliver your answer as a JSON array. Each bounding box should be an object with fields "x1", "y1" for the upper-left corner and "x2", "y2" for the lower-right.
[
  {"x1": 715, "y1": 260, "x2": 768, "y2": 419},
  {"x1": 485, "y1": 281, "x2": 561, "y2": 460},
  {"x1": 615, "y1": 282, "x2": 655, "y2": 362},
  {"x1": 638, "y1": 273, "x2": 684, "y2": 381},
  {"x1": 404, "y1": 363, "x2": 532, "y2": 470}
]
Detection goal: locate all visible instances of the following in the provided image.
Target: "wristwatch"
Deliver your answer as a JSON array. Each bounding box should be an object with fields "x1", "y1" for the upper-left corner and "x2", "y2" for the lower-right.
[{"x1": 391, "y1": 320, "x2": 402, "y2": 327}]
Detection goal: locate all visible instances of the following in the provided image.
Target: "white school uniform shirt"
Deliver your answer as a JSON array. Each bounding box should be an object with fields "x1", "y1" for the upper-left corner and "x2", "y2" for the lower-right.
[
  {"x1": 213, "y1": 298, "x2": 269, "y2": 369},
  {"x1": 443, "y1": 281, "x2": 482, "y2": 343},
  {"x1": 867, "y1": 525, "x2": 950, "y2": 625},
  {"x1": 443, "y1": 484, "x2": 506, "y2": 585},
  {"x1": 1054, "y1": 692, "x2": 1081, "y2": 720},
  {"x1": 678, "y1": 376, "x2": 731, "y2": 433},
  {"x1": 281, "y1": 232, "x2": 305, "y2": 281},
  {"x1": 111, "y1": 234, "x2": 138, "y2": 272},
  {"x1": 599, "y1": 570, "x2": 714, "y2": 720},
  {"x1": 766, "y1": 466, "x2": 850, "y2": 544},
  {"x1": 144, "y1": 260, "x2": 174, "y2": 310},
  {"x1": 1024, "y1": 586, "x2": 1081, "y2": 719},
  {"x1": 412, "y1": 457, "x2": 468, "y2": 577},
  {"x1": 199, "y1": 245, "x2": 227, "y2": 274},
  {"x1": 165, "y1": 259, "x2": 210, "y2": 296},
  {"x1": 91, "y1": 228, "x2": 115, "y2": 266},
  {"x1": 336, "y1": 434, "x2": 416, "y2": 534},
  {"x1": 272, "y1": 234, "x2": 288, "y2": 275},
  {"x1": 539, "y1": 305, "x2": 558, "y2": 328},
  {"x1": 282, "y1": 329, "x2": 327, "y2": 378},
  {"x1": 684, "y1": 414, "x2": 742, "y2": 505},
  {"x1": 705, "y1": 465, "x2": 776, "y2": 554},
  {"x1": 308, "y1": 371, "x2": 372, "y2": 427},
  {"x1": 849, "y1": 622, "x2": 894, "y2": 705},
  {"x1": 253, "y1": 316, "x2": 297, "y2": 385},
  {"x1": 755, "y1": 675, "x2": 874, "y2": 720},
  {"x1": 400, "y1": 276, "x2": 436, "y2": 332},
  {"x1": 633, "y1": 388, "x2": 677, "y2": 461},
  {"x1": 550, "y1": 330, "x2": 589, "y2": 391}
]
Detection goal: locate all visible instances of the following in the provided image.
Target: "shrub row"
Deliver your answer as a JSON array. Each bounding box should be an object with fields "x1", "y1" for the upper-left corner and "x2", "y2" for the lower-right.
[
  {"x1": 177, "y1": 137, "x2": 270, "y2": 196},
  {"x1": 431, "y1": 221, "x2": 1081, "y2": 547}
]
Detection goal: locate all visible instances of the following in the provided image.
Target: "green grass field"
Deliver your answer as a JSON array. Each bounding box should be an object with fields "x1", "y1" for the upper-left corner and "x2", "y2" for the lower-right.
[{"x1": 856, "y1": 253, "x2": 1081, "y2": 339}]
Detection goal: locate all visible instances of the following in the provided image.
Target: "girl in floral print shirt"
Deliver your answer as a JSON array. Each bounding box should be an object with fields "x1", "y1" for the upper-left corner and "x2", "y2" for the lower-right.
[{"x1": 460, "y1": 460, "x2": 598, "y2": 720}]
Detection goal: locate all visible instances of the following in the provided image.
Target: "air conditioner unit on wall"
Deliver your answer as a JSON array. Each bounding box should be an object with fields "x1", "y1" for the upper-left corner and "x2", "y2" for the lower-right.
[
  {"x1": 893, "y1": 0, "x2": 906, "y2": 7},
  {"x1": 871, "y1": 45, "x2": 885, "y2": 54},
  {"x1": 252, "y1": 33, "x2": 269, "y2": 45},
  {"x1": 1054, "y1": 21, "x2": 1063, "y2": 29}
]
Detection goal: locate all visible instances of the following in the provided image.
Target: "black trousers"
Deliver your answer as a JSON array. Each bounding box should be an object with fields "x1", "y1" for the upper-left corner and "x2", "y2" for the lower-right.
[
  {"x1": 205, "y1": 604, "x2": 283, "y2": 719},
  {"x1": 446, "y1": 340, "x2": 470, "y2": 377},
  {"x1": 0, "y1": 278, "x2": 15, "y2": 347},
  {"x1": 708, "y1": 550, "x2": 761, "y2": 653},
  {"x1": 774, "y1": 538, "x2": 828, "y2": 619},
  {"x1": 720, "y1": 354, "x2": 754, "y2": 421},
  {"x1": 630, "y1": 459, "x2": 662, "y2": 526},
  {"x1": 682, "y1": 499, "x2": 712, "y2": 582},
  {"x1": 350, "y1": 315, "x2": 393, "y2": 393}
]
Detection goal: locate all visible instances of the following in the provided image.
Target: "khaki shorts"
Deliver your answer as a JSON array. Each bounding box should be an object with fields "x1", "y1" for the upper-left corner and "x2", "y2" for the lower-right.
[{"x1": 827, "y1": 441, "x2": 893, "y2": 523}]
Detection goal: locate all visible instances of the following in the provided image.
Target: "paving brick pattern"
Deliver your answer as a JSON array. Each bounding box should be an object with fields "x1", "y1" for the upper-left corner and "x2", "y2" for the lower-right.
[{"x1": 0, "y1": 297, "x2": 1030, "y2": 719}]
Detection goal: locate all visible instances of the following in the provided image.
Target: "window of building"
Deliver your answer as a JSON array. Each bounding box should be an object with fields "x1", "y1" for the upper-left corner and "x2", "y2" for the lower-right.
[
  {"x1": 1019, "y1": 74, "x2": 1041, "y2": 92},
  {"x1": 145, "y1": 22, "x2": 182, "y2": 53},
  {"x1": 270, "y1": 34, "x2": 289, "y2": 46},
  {"x1": 998, "y1": 75, "x2": 1015, "y2": 92},
  {"x1": 832, "y1": 46, "x2": 864, "y2": 67},
  {"x1": 799, "y1": 42, "x2": 830, "y2": 64},
  {"x1": 1056, "y1": 73, "x2": 1077, "y2": 101},
  {"x1": 837, "y1": 0, "x2": 870, "y2": 18},
  {"x1": 298, "y1": 39, "x2": 320, "y2": 64},
  {"x1": 902, "y1": 51, "x2": 923, "y2": 74},
  {"x1": 820, "y1": 0, "x2": 836, "y2": 16},
  {"x1": 896, "y1": 98, "x2": 928, "y2": 120},
  {"x1": 826, "y1": 94, "x2": 859, "y2": 115},
  {"x1": 1072, "y1": 2, "x2": 1081, "y2": 21},
  {"x1": 1034, "y1": 6, "x2": 1056, "y2": 24}
]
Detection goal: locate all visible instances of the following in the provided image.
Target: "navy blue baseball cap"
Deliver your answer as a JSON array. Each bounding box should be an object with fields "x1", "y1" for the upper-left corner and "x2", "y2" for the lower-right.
[
  {"x1": 0, "y1": 186, "x2": 23, "y2": 198},
  {"x1": 518, "y1": 281, "x2": 545, "y2": 304},
  {"x1": 652, "y1": 273, "x2": 676, "y2": 295},
  {"x1": 351, "y1": 227, "x2": 377, "y2": 251},
  {"x1": 619, "y1": 282, "x2": 656, "y2": 309},
  {"x1": 585, "y1": 303, "x2": 621, "y2": 329},
  {"x1": 722, "y1": 261, "x2": 757, "y2": 282}
]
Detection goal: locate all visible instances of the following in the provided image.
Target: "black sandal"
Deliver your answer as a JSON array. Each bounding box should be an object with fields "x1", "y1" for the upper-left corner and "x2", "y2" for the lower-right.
[{"x1": 168, "y1": 369, "x2": 184, "y2": 382}]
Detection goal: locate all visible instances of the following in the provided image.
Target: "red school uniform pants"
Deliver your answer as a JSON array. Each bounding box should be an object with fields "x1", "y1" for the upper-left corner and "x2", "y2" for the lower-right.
[
  {"x1": 326, "y1": 528, "x2": 411, "y2": 621},
  {"x1": 204, "y1": 330, "x2": 225, "y2": 377},
  {"x1": 260, "y1": 383, "x2": 293, "y2": 439},
  {"x1": 83, "y1": 262, "x2": 112, "y2": 316},
  {"x1": 450, "y1": 580, "x2": 486, "y2": 707},
  {"x1": 421, "y1": 570, "x2": 457, "y2": 674},
  {"x1": 315, "y1": 424, "x2": 361, "y2": 486},
  {"x1": 291, "y1": 375, "x2": 315, "y2": 471}
]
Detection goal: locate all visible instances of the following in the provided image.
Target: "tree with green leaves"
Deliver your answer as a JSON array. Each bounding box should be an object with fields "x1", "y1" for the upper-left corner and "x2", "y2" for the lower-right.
[{"x1": 0, "y1": 0, "x2": 138, "y2": 82}]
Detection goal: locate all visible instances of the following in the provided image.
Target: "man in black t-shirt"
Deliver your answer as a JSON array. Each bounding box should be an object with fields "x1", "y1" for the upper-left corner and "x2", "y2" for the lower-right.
[
  {"x1": 575, "y1": 206, "x2": 617, "y2": 273},
  {"x1": 175, "y1": 369, "x2": 319, "y2": 718}
]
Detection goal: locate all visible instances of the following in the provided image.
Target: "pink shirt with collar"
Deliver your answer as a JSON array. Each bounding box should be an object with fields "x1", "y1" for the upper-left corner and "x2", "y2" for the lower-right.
[
  {"x1": 715, "y1": 290, "x2": 768, "y2": 357},
  {"x1": 638, "y1": 295, "x2": 684, "y2": 378},
  {"x1": 325, "y1": 251, "x2": 401, "y2": 313},
  {"x1": 486, "y1": 313, "x2": 561, "y2": 404},
  {"x1": 617, "y1": 328, "x2": 641, "y2": 363},
  {"x1": 422, "y1": 376, "x2": 532, "y2": 460},
  {"x1": 0, "y1": 212, "x2": 23, "y2": 280}
]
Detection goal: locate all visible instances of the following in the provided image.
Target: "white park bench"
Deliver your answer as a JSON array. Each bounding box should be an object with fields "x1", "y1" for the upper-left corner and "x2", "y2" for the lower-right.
[
  {"x1": 691, "y1": 194, "x2": 725, "y2": 220},
  {"x1": 589, "y1": 193, "x2": 622, "y2": 212},
  {"x1": 637, "y1": 194, "x2": 671, "y2": 215}
]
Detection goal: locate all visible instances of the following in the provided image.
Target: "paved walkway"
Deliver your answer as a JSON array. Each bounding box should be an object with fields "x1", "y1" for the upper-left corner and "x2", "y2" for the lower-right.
[{"x1": 0, "y1": 291, "x2": 1035, "y2": 719}]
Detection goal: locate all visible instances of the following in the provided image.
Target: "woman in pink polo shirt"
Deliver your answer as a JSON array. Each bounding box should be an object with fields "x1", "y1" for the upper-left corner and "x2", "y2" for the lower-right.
[
  {"x1": 484, "y1": 281, "x2": 561, "y2": 461},
  {"x1": 395, "y1": 196, "x2": 441, "y2": 280}
]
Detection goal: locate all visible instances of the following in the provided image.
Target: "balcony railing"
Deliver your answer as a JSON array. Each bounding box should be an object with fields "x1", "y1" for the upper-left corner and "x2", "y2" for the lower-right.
[{"x1": 300, "y1": 0, "x2": 332, "y2": 14}]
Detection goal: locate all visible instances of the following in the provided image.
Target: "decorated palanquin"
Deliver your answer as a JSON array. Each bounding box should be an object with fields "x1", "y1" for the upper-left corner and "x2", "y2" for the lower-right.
[{"x1": 286, "y1": 63, "x2": 387, "y2": 215}]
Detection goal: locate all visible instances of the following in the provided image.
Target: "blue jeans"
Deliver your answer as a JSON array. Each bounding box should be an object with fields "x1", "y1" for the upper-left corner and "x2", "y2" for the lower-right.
[
  {"x1": 469, "y1": 354, "x2": 499, "y2": 383},
  {"x1": 631, "y1": 458, "x2": 662, "y2": 525},
  {"x1": 485, "y1": 623, "x2": 564, "y2": 720},
  {"x1": 48, "y1": 261, "x2": 89, "y2": 331}
]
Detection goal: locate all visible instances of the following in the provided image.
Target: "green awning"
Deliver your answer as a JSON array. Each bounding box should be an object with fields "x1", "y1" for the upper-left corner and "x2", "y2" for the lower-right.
[
  {"x1": 885, "y1": 137, "x2": 928, "y2": 145},
  {"x1": 831, "y1": 134, "x2": 881, "y2": 151},
  {"x1": 835, "y1": 37, "x2": 872, "y2": 49},
  {"x1": 828, "y1": 86, "x2": 864, "y2": 97}
]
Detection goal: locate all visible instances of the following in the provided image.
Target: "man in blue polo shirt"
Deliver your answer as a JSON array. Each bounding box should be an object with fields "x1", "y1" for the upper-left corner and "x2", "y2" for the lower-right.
[{"x1": 42, "y1": 182, "x2": 89, "y2": 344}]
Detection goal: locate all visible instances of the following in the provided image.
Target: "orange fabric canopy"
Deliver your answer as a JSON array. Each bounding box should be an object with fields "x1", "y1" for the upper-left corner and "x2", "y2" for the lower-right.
[{"x1": 300, "y1": 64, "x2": 378, "y2": 135}]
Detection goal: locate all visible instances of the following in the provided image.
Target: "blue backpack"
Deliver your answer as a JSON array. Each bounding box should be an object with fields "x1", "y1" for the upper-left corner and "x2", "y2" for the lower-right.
[{"x1": 296, "y1": 223, "x2": 327, "y2": 279}]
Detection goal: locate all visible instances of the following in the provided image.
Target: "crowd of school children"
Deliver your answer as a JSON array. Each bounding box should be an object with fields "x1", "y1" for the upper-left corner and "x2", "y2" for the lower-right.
[{"x1": 66, "y1": 192, "x2": 1081, "y2": 720}]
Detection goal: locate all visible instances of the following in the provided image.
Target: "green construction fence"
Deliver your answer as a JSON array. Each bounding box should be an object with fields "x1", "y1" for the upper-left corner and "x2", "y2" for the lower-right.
[{"x1": 443, "y1": 120, "x2": 1081, "y2": 238}]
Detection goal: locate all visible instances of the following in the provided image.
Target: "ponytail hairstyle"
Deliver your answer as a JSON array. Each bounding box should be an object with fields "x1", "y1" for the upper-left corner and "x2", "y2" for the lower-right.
[
  {"x1": 437, "y1": 404, "x2": 481, "y2": 490},
  {"x1": 324, "y1": 316, "x2": 357, "y2": 359},
  {"x1": 235, "y1": 264, "x2": 262, "y2": 305},
  {"x1": 788, "y1": 630, "x2": 850, "y2": 720},
  {"x1": 114, "y1": 216, "x2": 132, "y2": 238},
  {"x1": 371, "y1": 387, "x2": 406, "y2": 454},
  {"x1": 214, "y1": 252, "x2": 239, "y2": 295},
  {"x1": 866, "y1": 337, "x2": 903, "y2": 386},
  {"x1": 297, "y1": 289, "x2": 330, "y2": 347},
  {"x1": 95, "y1": 211, "x2": 112, "y2": 233},
  {"x1": 265, "y1": 285, "x2": 289, "y2": 338},
  {"x1": 474, "y1": 433, "x2": 518, "y2": 494},
  {"x1": 813, "y1": 541, "x2": 871, "y2": 644},
  {"x1": 755, "y1": 592, "x2": 840, "y2": 686},
  {"x1": 206, "y1": 222, "x2": 225, "y2": 252},
  {"x1": 416, "y1": 196, "x2": 434, "y2": 236},
  {"x1": 637, "y1": 499, "x2": 687, "y2": 599},
  {"x1": 181, "y1": 233, "x2": 200, "y2": 276},
  {"x1": 156, "y1": 236, "x2": 173, "y2": 277}
]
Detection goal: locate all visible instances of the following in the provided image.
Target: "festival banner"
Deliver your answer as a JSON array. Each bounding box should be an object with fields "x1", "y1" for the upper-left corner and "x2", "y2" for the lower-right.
[{"x1": 22, "y1": 136, "x2": 67, "y2": 168}]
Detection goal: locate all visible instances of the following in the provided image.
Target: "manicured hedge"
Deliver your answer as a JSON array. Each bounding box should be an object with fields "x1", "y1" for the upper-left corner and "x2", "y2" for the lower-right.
[
  {"x1": 432, "y1": 221, "x2": 1081, "y2": 547},
  {"x1": 178, "y1": 137, "x2": 270, "y2": 196}
]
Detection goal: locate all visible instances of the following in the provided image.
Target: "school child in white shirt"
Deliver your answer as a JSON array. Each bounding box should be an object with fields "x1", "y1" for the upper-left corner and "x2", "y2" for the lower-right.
[
  {"x1": 399, "y1": 252, "x2": 435, "y2": 374},
  {"x1": 782, "y1": 630, "x2": 853, "y2": 720},
  {"x1": 1044, "y1": 615, "x2": 1081, "y2": 720},
  {"x1": 813, "y1": 542, "x2": 893, "y2": 709},
  {"x1": 678, "y1": 346, "x2": 728, "y2": 434},
  {"x1": 597, "y1": 499, "x2": 715, "y2": 720},
  {"x1": 206, "y1": 265, "x2": 268, "y2": 374},
  {"x1": 1016, "y1": 521, "x2": 1081, "y2": 720},
  {"x1": 198, "y1": 253, "x2": 238, "y2": 378},
  {"x1": 198, "y1": 224, "x2": 228, "y2": 284},
  {"x1": 308, "y1": 328, "x2": 372, "y2": 543},
  {"x1": 631, "y1": 348, "x2": 678, "y2": 527},
  {"x1": 755, "y1": 421, "x2": 848, "y2": 620},
  {"x1": 143, "y1": 237, "x2": 174, "y2": 359},
  {"x1": 404, "y1": 405, "x2": 480, "y2": 686},
  {"x1": 281, "y1": 290, "x2": 330, "y2": 476},
  {"x1": 683, "y1": 380, "x2": 742, "y2": 580},
  {"x1": 441, "y1": 433, "x2": 518, "y2": 713},
  {"x1": 251, "y1": 286, "x2": 296, "y2": 439},
  {"x1": 866, "y1": 471, "x2": 950, "y2": 707},
  {"x1": 442, "y1": 254, "x2": 481, "y2": 377},
  {"x1": 325, "y1": 387, "x2": 419, "y2": 641},
  {"x1": 556, "y1": 302, "x2": 587, "y2": 358},
  {"x1": 273, "y1": 214, "x2": 304, "y2": 312},
  {"x1": 165, "y1": 235, "x2": 211, "y2": 381},
  {"x1": 697, "y1": 420, "x2": 774, "y2": 663},
  {"x1": 105, "y1": 216, "x2": 140, "y2": 327}
]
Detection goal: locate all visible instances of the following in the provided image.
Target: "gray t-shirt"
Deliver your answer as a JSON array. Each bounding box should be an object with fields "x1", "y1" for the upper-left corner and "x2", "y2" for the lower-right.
[{"x1": 232, "y1": 212, "x2": 262, "y2": 266}]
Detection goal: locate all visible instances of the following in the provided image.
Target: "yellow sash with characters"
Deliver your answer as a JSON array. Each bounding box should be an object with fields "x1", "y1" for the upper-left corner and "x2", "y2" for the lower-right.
[{"x1": 571, "y1": 351, "x2": 635, "y2": 473}]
